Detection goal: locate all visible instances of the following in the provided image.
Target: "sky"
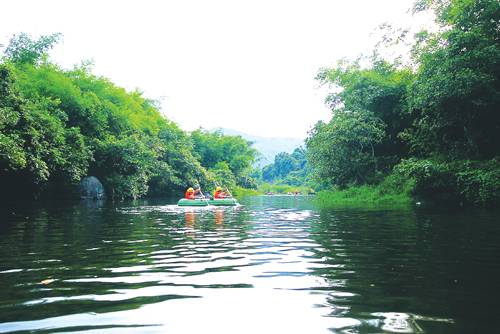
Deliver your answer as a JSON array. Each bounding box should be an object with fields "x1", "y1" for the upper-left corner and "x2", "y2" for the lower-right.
[{"x1": 1, "y1": 0, "x2": 423, "y2": 138}]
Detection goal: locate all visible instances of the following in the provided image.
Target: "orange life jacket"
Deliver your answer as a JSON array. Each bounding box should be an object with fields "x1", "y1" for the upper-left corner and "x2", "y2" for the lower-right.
[{"x1": 214, "y1": 190, "x2": 225, "y2": 199}]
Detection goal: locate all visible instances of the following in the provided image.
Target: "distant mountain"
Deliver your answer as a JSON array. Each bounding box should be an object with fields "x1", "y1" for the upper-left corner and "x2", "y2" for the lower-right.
[{"x1": 215, "y1": 128, "x2": 304, "y2": 168}]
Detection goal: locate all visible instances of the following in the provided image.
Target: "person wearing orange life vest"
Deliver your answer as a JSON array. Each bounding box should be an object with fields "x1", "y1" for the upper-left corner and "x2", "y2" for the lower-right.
[
  {"x1": 185, "y1": 187, "x2": 199, "y2": 199},
  {"x1": 213, "y1": 186, "x2": 227, "y2": 199}
]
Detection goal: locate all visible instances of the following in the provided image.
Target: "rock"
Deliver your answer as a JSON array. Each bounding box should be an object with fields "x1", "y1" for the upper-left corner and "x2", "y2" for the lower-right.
[{"x1": 79, "y1": 176, "x2": 105, "y2": 199}]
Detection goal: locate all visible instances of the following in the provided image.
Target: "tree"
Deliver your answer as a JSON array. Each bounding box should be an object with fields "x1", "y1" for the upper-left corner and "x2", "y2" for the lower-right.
[
  {"x1": 210, "y1": 162, "x2": 237, "y2": 190},
  {"x1": 0, "y1": 64, "x2": 90, "y2": 199},
  {"x1": 306, "y1": 111, "x2": 385, "y2": 188},
  {"x1": 92, "y1": 134, "x2": 159, "y2": 199},
  {"x1": 260, "y1": 147, "x2": 309, "y2": 185},
  {"x1": 190, "y1": 129, "x2": 258, "y2": 187},
  {"x1": 404, "y1": 0, "x2": 500, "y2": 158},
  {"x1": 273, "y1": 152, "x2": 295, "y2": 179},
  {"x1": 4, "y1": 33, "x2": 61, "y2": 64},
  {"x1": 305, "y1": 0, "x2": 500, "y2": 206},
  {"x1": 317, "y1": 59, "x2": 413, "y2": 170},
  {"x1": 262, "y1": 164, "x2": 275, "y2": 182},
  {"x1": 1, "y1": 33, "x2": 214, "y2": 199}
]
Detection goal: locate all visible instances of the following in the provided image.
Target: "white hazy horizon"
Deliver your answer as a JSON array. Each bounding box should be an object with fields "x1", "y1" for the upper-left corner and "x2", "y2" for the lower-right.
[{"x1": 1, "y1": 0, "x2": 425, "y2": 138}]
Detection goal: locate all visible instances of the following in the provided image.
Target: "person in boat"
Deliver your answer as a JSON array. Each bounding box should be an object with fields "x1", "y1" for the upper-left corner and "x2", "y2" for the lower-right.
[
  {"x1": 194, "y1": 185, "x2": 212, "y2": 200},
  {"x1": 214, "y1": 186, "x2": 228, "y2": 199},
  {"x1": 185, "y1": 187, "x2": 200, "y2": 199}
]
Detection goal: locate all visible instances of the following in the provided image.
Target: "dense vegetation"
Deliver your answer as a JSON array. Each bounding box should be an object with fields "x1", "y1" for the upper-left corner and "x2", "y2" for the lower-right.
[
  {"x1": 261, "y1": 147, "x2": 308, "y2": 185},
  {"x1": 307, "y1": 0, "x2": 500, "y2": 206},
  {"x1": 2, "y1": 0, "x2": 498, "y2": 207},
  {"x1": 190, "y1": 128, "x2": 258, "y2": 190},
  {"x1": 0, "y1": 34, "x2": 258, "y2": 200},
  {"x1": 251, "y1": 146, "x2": 318, "y2": 194}
]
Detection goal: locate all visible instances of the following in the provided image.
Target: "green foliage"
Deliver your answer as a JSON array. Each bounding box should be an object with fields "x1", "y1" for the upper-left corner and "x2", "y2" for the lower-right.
[
  {"x1": 4, "y1": 33, "x2": 61, "y2": 65},
  {"x1": 209, "y1": 161, "x2": 237, "y2": 190},
  {"x1": 0, "y1": 33, "x2": 222, "y2": 199},
  {"x1": 455, "y1": 159, "x2": 500, "y2": 205},
  {"x1": 395, "y1": 157, "x2": 500, "y2": 206},
  {"x1": 262, "y1": 147, "x2": 308, "y2": 184},
  {"x1": 306, "y1": 111, "x2": 385, "y2": 188},
  {"x1": 148, "y1": 125, "x2": 211, "y2": 196},
  {"x1": 262, "y1": 164, "x2": 274, "y2": 182},
  {"x1": 92, "y1": 134, "x2": 158, "y2": 199},
  {"x1": 315, "y1": 183, "x2": 412, "y2": 208},
  {"x1": 0, "y1": 64, "x2": 90, "y2": 196},
  {"x1": 404, "y1": 0, "x2": 500, "y2": 158},
  {"x1": 233, "y1": 186, "x2": 261, "y2": 198},
  {"x1": 237, "y1": 174, "x2": 259, "y2": 189},
  {"x1": 258, "y1": 146, "x2": 313, "y2": 194},
  {"x1": 308, "y1": 0, "x2": 500, "y2": 206},
  {"x1": 0, "y1": 65, "x2": 26, "y2": 170},
  {"x1": 315, "y1": 172, "x2": 414, "y2": 207},
  {"x1": 317, "y1": 59, "x2": 413, "y2": 169},
  {"x1": 191, "y1": 129, "x2": 258, "y2": 189},
  {"x1": 273, "y1": 152, "x2": 296, "y2": 178},
  {"x1": 258, "y1": 183, "x2": 312, "y2": 194},
  {"x1": 394, "y1": 158, "x2": 456, "y2": 199}
]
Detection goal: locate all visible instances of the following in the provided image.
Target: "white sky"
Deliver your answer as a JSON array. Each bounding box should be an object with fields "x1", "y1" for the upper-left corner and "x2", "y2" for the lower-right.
[{"x1": 1, "y1": 0, "x2": 420, "y2": 138}]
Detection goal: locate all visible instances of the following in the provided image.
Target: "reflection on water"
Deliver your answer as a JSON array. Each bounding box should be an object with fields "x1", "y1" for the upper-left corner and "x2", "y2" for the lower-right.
[
  {"x1": 215, "y1": 208, "x2": 224, "y2": 226},
  {"x1": 0, "y1": 196, "x2": 499, "y2": 333},
  {"x1": 184, "y1": 210, "x2": 196, "y2": 228}
]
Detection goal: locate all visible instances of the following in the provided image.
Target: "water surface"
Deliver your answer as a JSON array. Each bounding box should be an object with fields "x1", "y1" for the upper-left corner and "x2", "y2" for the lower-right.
[{"x1": 1, "y1": 196, "x2": 499, "y2": 333}]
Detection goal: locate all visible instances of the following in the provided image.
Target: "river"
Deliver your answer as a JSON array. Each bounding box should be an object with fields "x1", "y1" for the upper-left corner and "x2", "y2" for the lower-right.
[{"x1": 0, "y1": 196, "x2": 499, "y2": 333}]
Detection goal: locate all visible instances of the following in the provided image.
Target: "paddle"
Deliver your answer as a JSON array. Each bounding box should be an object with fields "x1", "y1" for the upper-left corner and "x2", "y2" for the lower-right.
[
  {"x1": 195, "y1": 181, "x2": 210, "y2": 205},
  {"x1": 224, "y1": 186, "x2": 238, "y2": 205},
  {"x1": 214, "y1": 181, "x2": 237, "y2": 205}
]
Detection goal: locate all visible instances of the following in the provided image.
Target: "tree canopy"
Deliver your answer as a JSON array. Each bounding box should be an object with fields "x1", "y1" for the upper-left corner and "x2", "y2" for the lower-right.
[
  {"x1": 0, "y1": 34, "x2": 258, "y2": 199},
  {"x1": 191, "y1": 129, "x2": 258, "y2": 189},
  {"x1": 306, "y1": 0, "x2": 500, "y2": 205}
]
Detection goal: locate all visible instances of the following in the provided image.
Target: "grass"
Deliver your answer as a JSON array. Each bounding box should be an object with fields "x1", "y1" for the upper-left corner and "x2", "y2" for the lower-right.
[
  {"x1": 232, "y1": 183, "x2": 315, "y2": 199},
  {"x1": 234, "y1": 175, "x2": 415, "y2": 207},
  {"x1": 233, "y1": 186, "x2": 261, "y2": 198},
  {"x1": 315, "y1": 176, "x2": 414, "y2": 208},
  {"x1": 258, "y1": 183, "x2": 314, "y2": 195}
]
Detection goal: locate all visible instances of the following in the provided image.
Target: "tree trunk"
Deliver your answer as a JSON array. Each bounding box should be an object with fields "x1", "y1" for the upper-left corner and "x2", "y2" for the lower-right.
[{"x1": 370, "y1": 143, "x2": 378, "y2": 173}]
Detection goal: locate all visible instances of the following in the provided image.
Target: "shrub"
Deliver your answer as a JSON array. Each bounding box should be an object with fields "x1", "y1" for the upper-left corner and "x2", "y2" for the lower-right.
[
  {"x1": 394, "y1": 158, "x2": 500, "y2": 206},
  {"x1": 455, "y1": 159, "x2": 500, "y2": 206}
]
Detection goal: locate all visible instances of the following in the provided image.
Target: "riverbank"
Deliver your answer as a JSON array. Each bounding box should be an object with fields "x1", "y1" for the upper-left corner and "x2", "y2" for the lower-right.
[
  {"x1": 315, "y1": 186, "x2": 412, "y2": 208},
  {"x1": 234, "y1": 185, "x2": 314, "y2": 198},
  {"x1": 233, "y1": 186, "x2": 261, "y2": 198},
  {"x1": 314, "y1": 159, "x2": 500, "y2": 208}
]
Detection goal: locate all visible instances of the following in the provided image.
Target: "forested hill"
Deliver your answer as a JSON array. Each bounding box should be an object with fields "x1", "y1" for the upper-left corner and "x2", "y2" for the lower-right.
[
  {"x1": 0, "y1": 34, "x2": 259, "y2": 200},
  {"x1": 306, "y1": 0, "x2": 500, "y2": 206},
  {"x1": 216, "y1": 128, "x2": 303, "y2": 167}
]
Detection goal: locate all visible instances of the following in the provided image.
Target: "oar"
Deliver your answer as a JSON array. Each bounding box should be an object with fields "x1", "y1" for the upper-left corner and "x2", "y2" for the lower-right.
[
  {"x1": 224, "y1": 186, "x2": 237, "y2": 205},
  {"x1": 214, "y1": 181, "x2": 236, "y2": 203},
  {"x1": 195, "y1": 181, "x2": 210, "y2": 206}
]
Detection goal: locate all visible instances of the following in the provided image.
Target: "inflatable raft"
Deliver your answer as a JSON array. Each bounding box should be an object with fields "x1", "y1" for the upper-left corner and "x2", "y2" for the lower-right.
[
  {"x1": 208, "y1": 198, "x2": 238, "y2": 206},
  {"x1": 177, "y1": 198, "x2": 209, "y2": 206},
  {"x1": 177, "y1": 198, "x2": 238, "y2": 207}
]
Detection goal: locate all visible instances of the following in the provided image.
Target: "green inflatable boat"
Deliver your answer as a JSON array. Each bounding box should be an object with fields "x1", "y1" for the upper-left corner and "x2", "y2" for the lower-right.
[
  {"x1": 177, "y1": 198, "x2": 238, "y2": 207},
  {"x1": 209, "y1": 198, "x2": 238, "y2": 206},
  {"x1": 177, "y1": 198, "x2": 209, "y2": 207}
]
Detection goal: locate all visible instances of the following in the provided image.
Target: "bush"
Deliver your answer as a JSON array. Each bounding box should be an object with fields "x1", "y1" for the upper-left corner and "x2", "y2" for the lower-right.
[
  {"x1": 394, "y1": 158, "x2": 457, "y2": 201},
  {"x1": 315, "y1": 184, "x2": 412, "y2": 207},
  {"x1": 233, "y1": 186, "x2": 260, "y2": 198},
  {"x1": 455, "y1": 159, "x2": 500, "y2": 206},
  {"x1": 394, "y1": 158, "x2": 500, "y2": 206}
]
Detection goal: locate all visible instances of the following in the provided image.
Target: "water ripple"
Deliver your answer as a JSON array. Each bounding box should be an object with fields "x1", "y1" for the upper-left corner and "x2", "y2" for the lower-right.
[{"x1": 0, "y1": 197, "x2": 499, "y2": 333}]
